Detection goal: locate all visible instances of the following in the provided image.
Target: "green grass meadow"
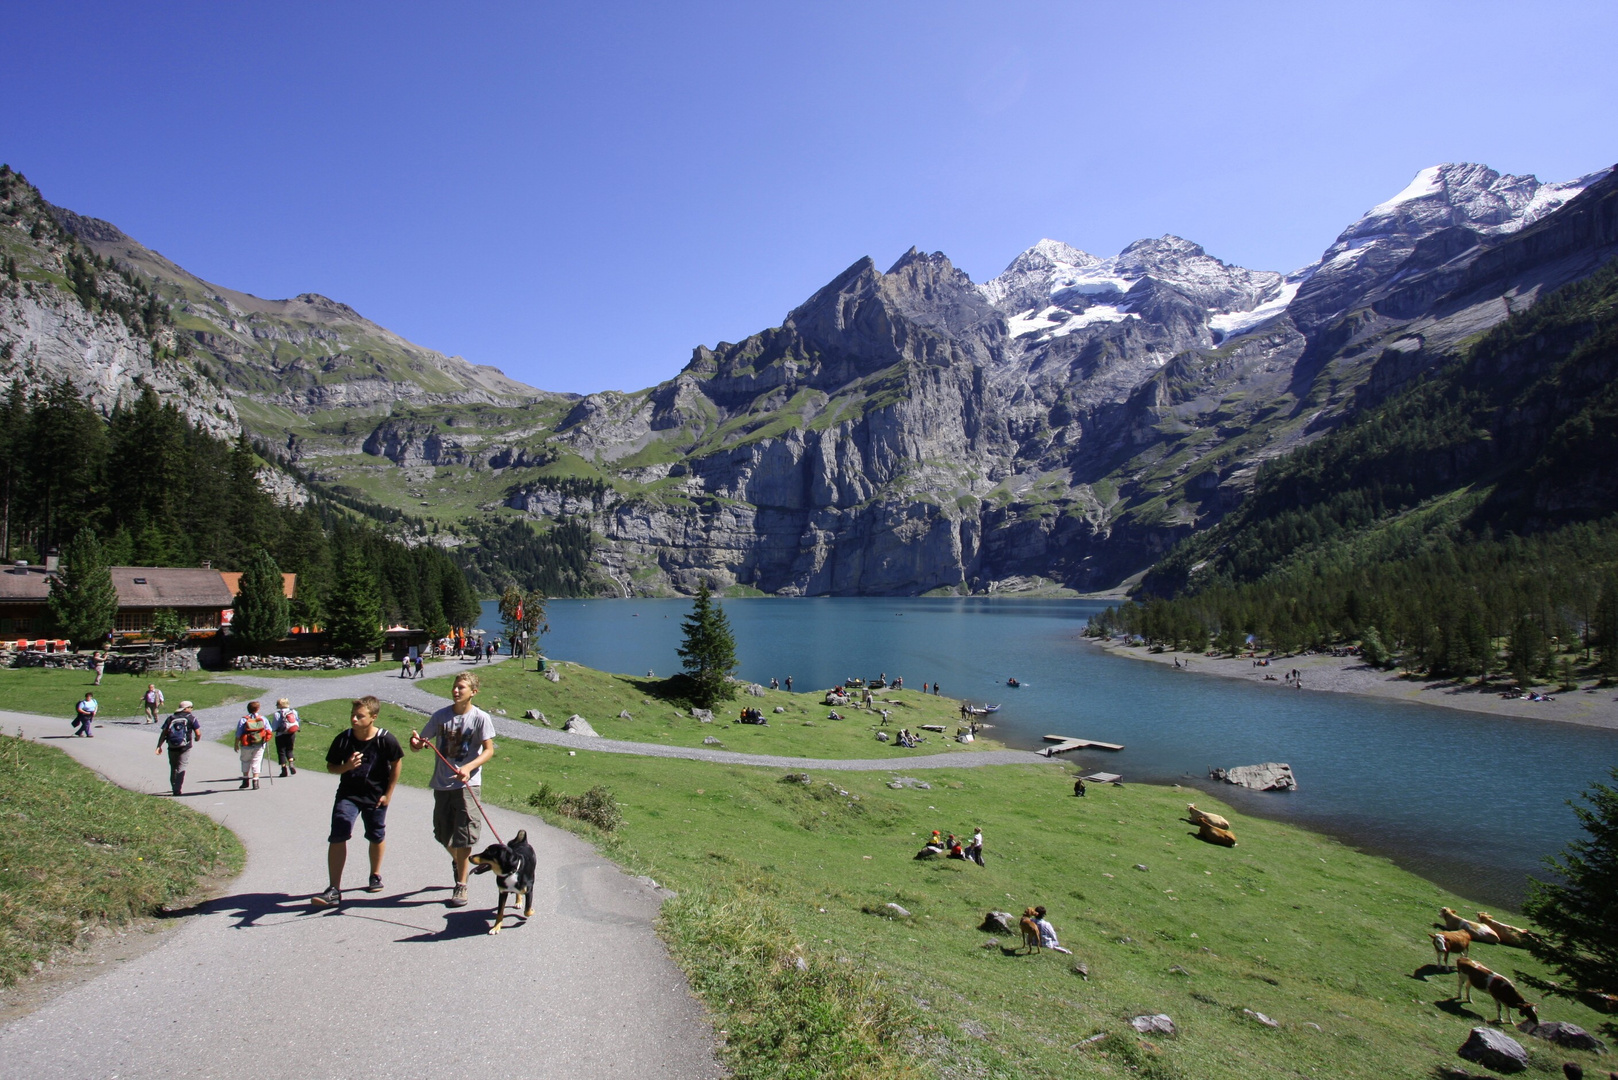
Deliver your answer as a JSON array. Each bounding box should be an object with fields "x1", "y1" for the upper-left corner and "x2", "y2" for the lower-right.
[
  {"x1": 0, "y1": 666, "x2": 258, "y2": 720},
  {"x1": 388, "y1": 730, "x2": 1612, "y2": 1079},
  {"x1": 419, "y1": 661, "x2": 1003, "y2": 760},
  {"x1": 0, "y1": 733, "x2": 244, "y2": 987}
]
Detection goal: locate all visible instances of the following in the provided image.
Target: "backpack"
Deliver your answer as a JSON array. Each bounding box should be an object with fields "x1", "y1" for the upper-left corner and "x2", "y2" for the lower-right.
[
  {"x1": 277, "y1": 708, "x2": 300, "y2": 734},
  {"x1": 164, "y1": 714, "x2": 194, "y2": 748},
  {"x1": 239, "y1": 716, "x2": 270, "y2": 746}
]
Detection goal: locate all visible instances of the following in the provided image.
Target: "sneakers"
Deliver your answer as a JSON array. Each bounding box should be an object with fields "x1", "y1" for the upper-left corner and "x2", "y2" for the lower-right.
[
  {"x1": 239, "y1": 778, "x2": 250, "y2": 790},
  {"x1": 251, "y1": 778, "x2": 260, "y2": 790},
  {"x1": 311, "y1": 886, "x2": 341, "y2": 908},
  {"x1": 366, "y1": 874, "x2": 383, "y2": 893},
  {"x1": 289, "y1": 764, "x2": 297, "y2": 775},
  {"x1": 446, "y1": 883, "x2": 468, "y2": 908},
  {"x1": 279, "y1": 767, "x2": 288, "y2": 778}
]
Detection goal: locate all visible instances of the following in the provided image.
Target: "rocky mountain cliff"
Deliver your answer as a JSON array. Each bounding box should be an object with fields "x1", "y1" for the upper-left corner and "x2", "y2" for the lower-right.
[{"x1": 4, "y1": 160, "x2": 1613, "y2": 596}]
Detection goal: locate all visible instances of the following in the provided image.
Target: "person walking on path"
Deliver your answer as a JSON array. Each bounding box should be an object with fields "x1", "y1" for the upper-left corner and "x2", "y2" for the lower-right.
[
  {"x1": 73, "y1": 691, "x2": 97, "y2": 737},
  {"x1": 413, "y1": 653, "x2": 424, "y2": 679},
  {"x1": 271, "y1": 697, "x2": 301, "y2": 777},
  {"x1": 93, "y1": 651, "x2": 106, "y2": 685},
  {"x1": 155, "y1": 700, "x2": 201, "y2": 796},
  {"x1": 409, "y1": 671, "x2": 496, "y2": 909},
  {"x1": 400, "y1": 654, "x2": 412, "y2": 679},
  {"x1": 142, "y1": 683, "x2": 165, "y2": 724},
  {"x1": 235, "y1": 701, "x2": 272, "y2": 790},
  {"x1": 311, "y1": 696, "x2": 402, "y2": 908}
]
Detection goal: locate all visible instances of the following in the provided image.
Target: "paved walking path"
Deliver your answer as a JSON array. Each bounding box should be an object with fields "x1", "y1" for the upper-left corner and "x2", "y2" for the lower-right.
[
  {"x1": 0, "y1": 714, "x2": 722, "y2": 1080},
  {"x1": 194, "y1": 657, "x2": 1051, "y2": 772}
]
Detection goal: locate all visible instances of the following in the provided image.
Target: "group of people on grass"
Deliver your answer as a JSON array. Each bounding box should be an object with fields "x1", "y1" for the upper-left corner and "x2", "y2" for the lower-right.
[{"x1": 918, "y1": 826, "x2": 985, "y2": 865}]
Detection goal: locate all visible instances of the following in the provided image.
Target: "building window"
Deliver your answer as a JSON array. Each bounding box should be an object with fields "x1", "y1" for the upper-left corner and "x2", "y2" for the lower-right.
[
  {"x1": 1, "y1": 617, "x2": 38, "y2": 636},
  {"x1": 115, "y1": 611, "x2": 155, "y2": 633}
]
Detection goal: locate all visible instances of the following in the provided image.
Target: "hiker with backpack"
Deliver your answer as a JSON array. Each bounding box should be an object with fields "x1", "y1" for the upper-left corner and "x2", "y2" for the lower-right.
[
  {"x1": 155, "y1": 701, "x2": 202, "y2": 796},
  {"x1": 271, "y1": 697, "x2": 301, "y2": 777},
  {"x1": 235, "y1": 701, "x2": 272, "y2": 790}
]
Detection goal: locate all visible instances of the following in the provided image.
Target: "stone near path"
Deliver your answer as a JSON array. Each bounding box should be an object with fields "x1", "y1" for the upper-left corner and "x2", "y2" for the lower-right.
[
  {"x1": 691, "y1": 708, "x2": 714, "y2": 723},
  {"x1": 1210, "y1": 762, "x2": 1298, "y2": 791},
  {"x1": 563, "y1": 715, "x2": 599, "y2": 737},
  {"x1": 0, "y1": 716, "x2": 719, "y2": 1080},
  {"x1": 1458, "y1": 1026, "x2": 1529, "y2": 1073},
  {"x1": 1131, "y1": 1014, "x2": 1176, "y2": 1035}
]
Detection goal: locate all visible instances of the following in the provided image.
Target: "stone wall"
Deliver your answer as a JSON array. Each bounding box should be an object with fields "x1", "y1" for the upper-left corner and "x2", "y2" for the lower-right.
[{"x1": 227, "y1": 655, "x2": 374, "y2": 671}]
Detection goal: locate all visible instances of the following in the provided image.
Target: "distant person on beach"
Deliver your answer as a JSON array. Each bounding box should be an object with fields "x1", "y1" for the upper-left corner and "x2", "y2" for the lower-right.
[
  {"x1": 271, "y1": 697, "x2": 301, "y2": 777},
  {"x1": 143, "y1": 683, "x2": 165, "y2": 724},
  {"x1": 312, "y1": 696, "x2": 402, "y2": 908},
  {"x1": 155, "y1": 700, "x2": 200, "y2": 795},
  {"x1": 934, "y1": 682, "x2": 940, "y2": 696},
  {"x1": 73, "y1": 692, "x2": 97, "y2": 737}
]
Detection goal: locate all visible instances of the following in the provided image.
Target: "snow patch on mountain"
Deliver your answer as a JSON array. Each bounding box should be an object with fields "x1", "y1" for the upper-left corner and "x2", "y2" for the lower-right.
[
  {"x1": 1208, "y1": 277, "x2": 1302, "y2": 340},
  {"x1": 1007, "y1": 303, "x2": 1138, "y2": 341}
]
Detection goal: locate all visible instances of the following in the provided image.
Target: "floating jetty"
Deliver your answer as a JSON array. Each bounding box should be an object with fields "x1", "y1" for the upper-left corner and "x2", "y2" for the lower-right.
[{"x1": 1040, "y1": 735, "x2": 1125, "y2": 756}]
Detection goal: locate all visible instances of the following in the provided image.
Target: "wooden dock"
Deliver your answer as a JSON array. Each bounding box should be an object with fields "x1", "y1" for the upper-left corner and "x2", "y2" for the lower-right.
[{"x1": 1040, "y1": 735, "x2": 1125, "y2": 756}]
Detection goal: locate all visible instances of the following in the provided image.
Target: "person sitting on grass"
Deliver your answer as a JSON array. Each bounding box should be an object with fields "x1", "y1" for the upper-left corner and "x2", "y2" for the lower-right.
[
  {"x1": 312, "y1": 696, "x2": 403, "y2": 908},
  {"x1": 1033, "y1": 906, "x2": 1073, "y2": 954},
  {"x1": 946, "y1": 833, "x2": 967, "y2": 860}
]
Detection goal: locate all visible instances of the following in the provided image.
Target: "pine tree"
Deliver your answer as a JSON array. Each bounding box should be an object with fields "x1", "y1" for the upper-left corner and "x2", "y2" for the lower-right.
[
  {"x1": 676, "y1": 583, "x2": 737, "y2": 708},
  {"x1": 1523, "y1": 767, "x2": 1618, "y2": 1035},
  {"x1": 47, "y1": 527, "x2": 119, "y2": 647},
  {"x1": 231, "y1": 547, "x2": 290, "y2": 649},
  {"x1": 326, "y1": 547, "x2": 383, "y2": 655},
  {"x1": 1596, "y1": 574, "x2": 1618, "y2": 679}
]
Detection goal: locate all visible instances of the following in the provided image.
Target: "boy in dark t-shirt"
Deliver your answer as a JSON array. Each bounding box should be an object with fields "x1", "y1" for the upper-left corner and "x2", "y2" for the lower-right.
[{"x1": 311, "y1": 696, "x2": 402, "y2": 908}]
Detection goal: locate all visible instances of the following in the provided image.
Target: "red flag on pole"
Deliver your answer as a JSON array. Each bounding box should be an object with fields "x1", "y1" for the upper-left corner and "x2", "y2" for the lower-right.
[{"x1": 514, "y1": 599, "x2": 523, "y2": 622}]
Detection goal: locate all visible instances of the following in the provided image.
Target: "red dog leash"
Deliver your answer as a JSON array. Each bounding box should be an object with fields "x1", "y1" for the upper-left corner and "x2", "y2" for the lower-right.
[{"x1": 417, "y1": 734, "x2": 504, "y2": 846}]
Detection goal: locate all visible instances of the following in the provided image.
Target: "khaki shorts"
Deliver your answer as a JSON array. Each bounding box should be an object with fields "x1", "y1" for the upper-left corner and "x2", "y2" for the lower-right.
[{"x1": 432, "y1": 787, "x2": 481, "y2": 849}]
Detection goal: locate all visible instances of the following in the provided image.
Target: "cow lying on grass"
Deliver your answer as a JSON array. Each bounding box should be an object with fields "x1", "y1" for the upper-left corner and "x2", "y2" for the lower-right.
[{"x1": 1440, "y1": 906, "x2": 1502, "y2": 944}]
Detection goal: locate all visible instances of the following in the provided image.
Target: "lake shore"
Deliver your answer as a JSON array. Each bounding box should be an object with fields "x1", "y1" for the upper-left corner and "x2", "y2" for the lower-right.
[{"x1": 1089, "y1": 638, "x2": 1618, "y2": 732}]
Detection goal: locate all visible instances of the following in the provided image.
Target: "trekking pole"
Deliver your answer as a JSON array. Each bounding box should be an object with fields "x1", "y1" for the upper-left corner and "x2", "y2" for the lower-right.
[{"x1": 418, "y1": 735, "x2": 503, "y2": 845}]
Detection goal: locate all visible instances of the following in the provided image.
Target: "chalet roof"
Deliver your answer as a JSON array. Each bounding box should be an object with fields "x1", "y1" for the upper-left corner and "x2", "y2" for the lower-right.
[
  {"x1": 219, "y1": 571, "x2": 298, "y2": 600},
  {"x1": 0, "y1": 564, "x2": 52, "y2": 602},
  {"x1": 111, "y1": 567, "x2": 234, "y2": 610}
]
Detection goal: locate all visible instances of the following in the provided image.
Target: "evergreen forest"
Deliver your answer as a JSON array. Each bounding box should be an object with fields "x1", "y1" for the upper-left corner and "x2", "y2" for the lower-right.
[
  {"x1": 1090, "y1": 257, "x2": 1618, "y2": 683},
  {"x1": 0, "y1": 382, "x2": 481, "y2": 634}
]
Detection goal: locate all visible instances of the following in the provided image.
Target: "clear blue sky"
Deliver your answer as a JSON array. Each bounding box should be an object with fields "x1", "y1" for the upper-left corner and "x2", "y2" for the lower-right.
[{"x1": 5, "y1": 1, "x2": 1614, "y2": 393}]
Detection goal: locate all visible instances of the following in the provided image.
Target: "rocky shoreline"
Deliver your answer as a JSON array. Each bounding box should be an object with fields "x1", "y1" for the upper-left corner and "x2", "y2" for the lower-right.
[{"x1": 1090, "y1": 639, "x2": 1618, "y2": 733}]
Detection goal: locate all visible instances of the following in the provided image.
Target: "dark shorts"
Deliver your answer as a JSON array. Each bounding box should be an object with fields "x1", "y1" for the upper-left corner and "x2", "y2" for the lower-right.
[
  {"x1": 432, "y1": 787, "x2": 480, "y2": 849},
  {"x1": 329, "y1": 798, "x2": 388, "y2": 843}
]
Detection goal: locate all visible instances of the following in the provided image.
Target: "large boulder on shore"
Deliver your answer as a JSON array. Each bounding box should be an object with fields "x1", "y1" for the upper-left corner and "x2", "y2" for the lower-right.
[
  {"x1": 1518, "y1": 1020, "x2": 1607, "y2": 1053},
  {"x1": 1210, "y1": 763, "x2": 1298, "y2": 791},
  {"x1": 1457, "y1": 1027, "x2": 1528, "y2": 1073}
]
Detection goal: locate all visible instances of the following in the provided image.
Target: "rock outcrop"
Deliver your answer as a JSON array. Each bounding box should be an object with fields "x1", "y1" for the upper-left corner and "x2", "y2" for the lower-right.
[{"x1": 1210, "y1": 763, "x2": 1298, "y2": 791}]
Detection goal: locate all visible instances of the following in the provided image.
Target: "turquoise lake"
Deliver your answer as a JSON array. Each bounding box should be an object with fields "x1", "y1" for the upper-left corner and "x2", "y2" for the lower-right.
[{"x1": 478, "y1": 596, "x2": 1618, "y2": 907}]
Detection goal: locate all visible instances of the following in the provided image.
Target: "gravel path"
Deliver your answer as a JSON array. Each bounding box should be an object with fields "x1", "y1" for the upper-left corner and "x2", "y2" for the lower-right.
[
  {"x1": 197, "y1": 656, "x2": 1052, "y2": 772},
  {"x1": 0, "y1": 712, "x2": 721, "y2": 1080}
]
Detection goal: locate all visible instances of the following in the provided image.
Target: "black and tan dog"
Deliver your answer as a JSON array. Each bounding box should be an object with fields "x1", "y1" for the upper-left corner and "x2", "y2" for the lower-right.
[{"x1": 469, "y1": 829, "x2": 536, "y2": 935}]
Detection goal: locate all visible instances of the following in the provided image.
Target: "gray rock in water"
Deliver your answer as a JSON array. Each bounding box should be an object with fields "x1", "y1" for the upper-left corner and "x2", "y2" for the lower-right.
[
  {"x1": 980, "y1": 910, "x2": 1015, "y2": 933},
  {"x1": 692, "y1": 708, "x2": 714, "y2": 723},
  {"x1": 1209, "y1": 762, "x2": 1298, "y2": 791},
  {"x1": 1519, "y1": 1020, "x2": 1606, "y2": 1053},
  {"x1": 883, "y1": 902, "x2": 911, "y2": 918},
  {"x1": 1243, "y1": 1008, "x2": 1279, "y2": 1027},
  {"x1": 562, "y1": 715, "x2": 599, "y2": 737},
  {"x1": 618, "y1": 710, "x2": 633, "y2": 719},
  {"x1": 1130, "y1": 1014, "x2": 1176, "y2": 1036},
  {"x1": 702, "y1": 735, "x2": 722, "y2": 745},
  {"x1": 1458, "y1": 1027, "x2": 1528, "y2": 1073}
]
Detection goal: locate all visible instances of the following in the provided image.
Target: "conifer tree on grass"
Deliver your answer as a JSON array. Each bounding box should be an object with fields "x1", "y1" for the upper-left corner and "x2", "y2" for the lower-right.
[
  {"x1": 1523, "y1": 767, "x2": 1618, "y2": 1036},
  {"x1": 326, "y1": 547, "x2": 383, "y2": 656},
  {"x1": 47, "y1": 527, "x2": 118, "y2": 647},
  {"x1": 231, "y1": 547, "x2": 290, "y2": 650},
  {"x1": 677, "y1": 583, "x2": 737, "y2": 708}
]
